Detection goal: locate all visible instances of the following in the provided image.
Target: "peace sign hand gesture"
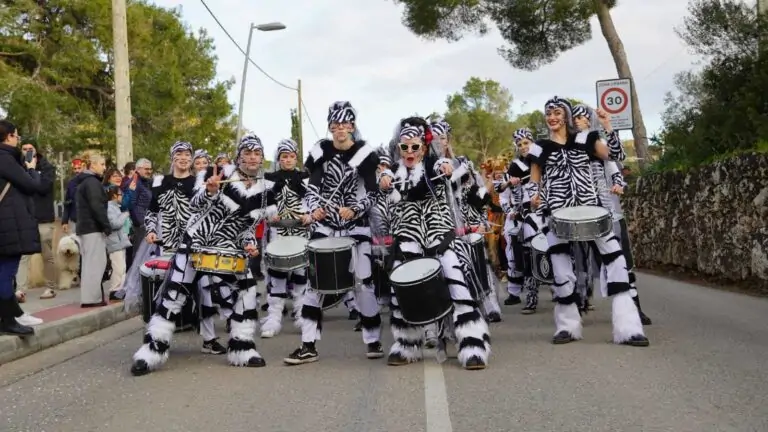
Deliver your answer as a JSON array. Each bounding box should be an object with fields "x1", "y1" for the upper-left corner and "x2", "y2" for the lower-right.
[{"x1": 206, "y1": 165, "x2": 221, "y2": 194}]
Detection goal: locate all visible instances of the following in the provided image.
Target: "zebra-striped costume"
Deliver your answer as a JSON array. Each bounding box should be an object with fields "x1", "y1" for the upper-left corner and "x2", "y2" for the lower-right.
[
  {"x1": 529, "y1": 130, "x2": 647, "y2": 346},
  {"x1": 144, "y1": 174, "x2": 195, "y2": 251},
  {"x1": 261, "y1": 168, "x2": 311, "y2": 338},
  {"x1": 455, "y1": 163, "x2": 503, "y2": 320},
  {"x1": 131, "y1": 163, "x2": 278, "y2": 374},
  {"x1": 379, "y1": 155, "x2": 492, "y2": 369},
  {"x1": 289, "y1": 138, "x2": 383, "y2": 360}
]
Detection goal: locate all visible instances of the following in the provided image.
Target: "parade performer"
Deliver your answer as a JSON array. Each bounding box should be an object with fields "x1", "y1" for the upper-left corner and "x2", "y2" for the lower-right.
[
  {"x1": 130, "y1": 134, "x2": 277, "y2": 376},
  {"x1": 369, "y1": 148, "x2": 394, "y2": 311},
  {"x1": 283, "y1": 101, "x2": 384, "y2": 365},
  {"x1": 572, "y1": 104, "x2": 652, "y2": 325},
  {"x1": 497, "y1": 128, "x2": 543, "y2": 313},
  {"x1": 193, "y1": 149, "x2": 211, "y2": 173},
  {"x1": 142, "y1": 141, "x2": 200, "y2": 334},
  {"x1": 379, "y1": 117, "x2": 491, "y2": 370},
  {"x1": 455, "y1": 158, "x2": 503, "y2": 322},
  {"x1": 529, "y1": 96, "x2": 648, "y2": 347},
  {"x1": 260, "y1": 139, "x2": 312, "y2": 338}
]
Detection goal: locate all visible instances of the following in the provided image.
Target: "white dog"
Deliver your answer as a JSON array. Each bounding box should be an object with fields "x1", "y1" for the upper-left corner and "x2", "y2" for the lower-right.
[{"x1": 55, "y1": 234, "x2": 81, "y2": 290}]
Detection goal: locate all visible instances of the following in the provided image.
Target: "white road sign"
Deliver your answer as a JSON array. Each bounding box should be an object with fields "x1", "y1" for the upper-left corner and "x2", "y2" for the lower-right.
[{"x1": 595, "y1": 78, "x2": 634, "y2": 130}]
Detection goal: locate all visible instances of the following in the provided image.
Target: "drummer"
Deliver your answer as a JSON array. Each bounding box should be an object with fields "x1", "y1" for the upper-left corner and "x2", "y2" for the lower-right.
[
  {"x1": 129, "y1": 133, "x2": 277, "y2": 376},
  {"x1": 141, "y1": 142, "x2": 200, "y2": 334},
  {"x1": 283, "y1": 101, "x2": 384, "y2": 365},
  {"x1": 261, "y1": 139, "x2": 313, "y2": 338},
  {"x1": 379, "y1": 117, "x2": 491, "y2": 370},
  {"x1": 528, "y1": 96, "x2": 648, "y2": 347},
  {"x1": 572, "y1": 104, "x2": 652, "y2": 325},
  {"x1": 369, "y1": 148, "x2": 395, "y2": 315},
  {"x1": 454, "y1": 157, "x2": 503, "y2": 323}
]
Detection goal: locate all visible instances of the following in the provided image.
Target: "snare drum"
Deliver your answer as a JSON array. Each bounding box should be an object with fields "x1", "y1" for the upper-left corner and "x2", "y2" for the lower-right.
[
  {"x1": 463, "y1": 233, "x2": 491, "y2": 300},
  {"x1": 190, "y1": 249, "x2": 248, "y2": 275},
  {"x1": 530, "y1": 233, "x2": 554, "y2": 284},
  {"x1": 550, "y1": 205, "x2": 613, "y2": 241},
  {"x1": 307, "y1": 237, "x2": 356, "y2": 294},
  {"x1": 265, "y1": 236, "x2": 308, "y2": 272},
  {"x1": 389, "y1": 258, "x2": 453, "y2": 326},
  {"x1": 139, "y1": 255, "x2": 197, "y2": 328}
]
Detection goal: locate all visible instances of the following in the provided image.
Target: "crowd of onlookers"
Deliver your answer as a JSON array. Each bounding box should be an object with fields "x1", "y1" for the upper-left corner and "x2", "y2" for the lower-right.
[
  {"x1": 0, "y1": 118, "x2": 161, "y2": 336},
  {"x1": 1, "y1": 121, "x2": 268, "y2": 337}
]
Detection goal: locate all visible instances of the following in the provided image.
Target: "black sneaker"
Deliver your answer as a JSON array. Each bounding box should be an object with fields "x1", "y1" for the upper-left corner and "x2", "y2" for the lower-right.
[
  {"x1": 486, "y1": 312, "x2": 502, "y2": 323},
  {"x1": 353, "y1": 320, "x2": 362, "y2": 332},
  {"x1": 504, "y1": 295, "x2": 521, "y2": 306},
  {"x1": 552, "y1": 330, "x2": 576, "y2": 345},
  {"x1": 201, "y1": 339, "x2": 227, "y2": 355},
  {"x1": 284, "y1": 345, "x2": 319, "y2": 365},
  {"x1": 463, "y1": 355, "x2": 486, "y2": 370},
  {"x1": 130, "y1": 359, "x2": 150, "y2": 376},
  {"x1": 366, "y1": 342, "x2": 384, "y2": 359},
  {"x1": 387, "y1": 352, "x2": 409, "y2": 366},
  {"x1": 348, "y1": 309, "x2": 359, "y2": 320}
]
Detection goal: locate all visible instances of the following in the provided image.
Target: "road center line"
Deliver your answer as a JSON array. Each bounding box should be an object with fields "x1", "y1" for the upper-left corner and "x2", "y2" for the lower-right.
[{"x1": 423, "y1": 360, "x2": 453, "y2": 432}]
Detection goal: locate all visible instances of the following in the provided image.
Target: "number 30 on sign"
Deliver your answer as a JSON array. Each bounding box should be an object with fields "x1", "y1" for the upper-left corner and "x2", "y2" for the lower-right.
[{"x1": 595, "y1": 78, "x2": 634, "y2": 130}]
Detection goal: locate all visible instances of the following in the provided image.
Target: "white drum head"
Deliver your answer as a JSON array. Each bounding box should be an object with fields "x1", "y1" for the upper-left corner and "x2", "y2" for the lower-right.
[
  {"x1": 552, "y1": 205, "x2": 609, "y2": 222},
  {"x1": 390, "y1": 258, "x2": 441, "y2": 284},
  {"x1": 266, "y1": 236, "x2": 308, "y2": 256},
  {"x1": 308, "y1": 236, "x2": 356, "y2": 251},
  {"x1": 464, "y1": 233, "x2": 483, "y2": 244},
  {"x1": 531, "y1": 233, "x2": 549, "y2": 252}
]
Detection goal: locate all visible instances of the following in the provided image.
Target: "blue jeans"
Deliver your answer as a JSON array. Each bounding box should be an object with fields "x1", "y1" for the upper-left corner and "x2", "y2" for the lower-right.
[{"x1": 0, "y1": 256, "x2": 21, "y2": 300}]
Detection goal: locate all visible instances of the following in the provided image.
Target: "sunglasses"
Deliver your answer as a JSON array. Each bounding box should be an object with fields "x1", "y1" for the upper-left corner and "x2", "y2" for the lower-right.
[{"x1": 399, "y1": 143, "x2": 422, "y2": 153}]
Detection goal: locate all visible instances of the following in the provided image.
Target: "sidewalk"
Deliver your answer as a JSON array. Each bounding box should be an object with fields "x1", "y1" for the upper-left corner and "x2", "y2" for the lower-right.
[{"x1": 0, "y1": 286, "x2": 138, "y2": 365}]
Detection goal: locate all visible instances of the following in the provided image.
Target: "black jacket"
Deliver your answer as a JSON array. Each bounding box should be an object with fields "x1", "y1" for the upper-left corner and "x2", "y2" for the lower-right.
[
  {"x1": 74, "y1": 171, "x2": 111, "y2": 236},
  {"x1": 29, "y1": 154, "x2": 56, "y2": 223},
  {"x1": 0, "y1": 144, "x2": 48, "y2": 256}
]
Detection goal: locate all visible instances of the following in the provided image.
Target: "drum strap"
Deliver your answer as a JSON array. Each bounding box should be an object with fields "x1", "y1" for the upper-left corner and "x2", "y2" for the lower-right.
[{"x1": 424, "y1": 230, "x2": 456, "y2": 257}]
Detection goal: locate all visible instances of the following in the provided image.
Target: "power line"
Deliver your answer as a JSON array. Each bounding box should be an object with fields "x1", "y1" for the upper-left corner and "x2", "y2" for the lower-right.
[
  {"x1": 301, "y1": 99, "x2": 322, "y2": 141},
  {"x1": 199, "y1": 0, "x2": 297, "y2": 91}
]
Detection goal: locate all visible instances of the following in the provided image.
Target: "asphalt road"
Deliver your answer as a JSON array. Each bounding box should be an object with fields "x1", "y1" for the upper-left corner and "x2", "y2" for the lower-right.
[{"x1": 2, "y1": 272, "x2": 767, "y2": 432}]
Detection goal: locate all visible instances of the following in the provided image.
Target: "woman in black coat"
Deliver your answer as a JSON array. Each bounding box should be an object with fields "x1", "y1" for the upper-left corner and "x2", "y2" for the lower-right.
[
  {"x1": 74, "y1": 150, "x2": 111, "y2": 307},
  {"x1": 0, "y1": 120, "x2": 48, "y2": 336}
]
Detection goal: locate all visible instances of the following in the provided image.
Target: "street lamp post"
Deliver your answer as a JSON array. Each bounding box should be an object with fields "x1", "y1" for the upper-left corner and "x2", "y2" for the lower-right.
[{"x1": 235, "y1": 22, "x2": 286, "y2": 144}]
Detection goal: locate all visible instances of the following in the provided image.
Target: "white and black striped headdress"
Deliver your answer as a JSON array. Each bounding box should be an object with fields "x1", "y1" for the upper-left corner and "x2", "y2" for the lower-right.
[
  {"x1": 237, "y1": 133, "x2": 264, "y2": 159},
  {"x1": 544, "y1": 96, "x2": 575, "y2": 130},
  {"x1": 193, "y1": 149, "x2": 211, "y2": 162},
  {"x1": 327, "y1": 101, "x2": 357, "y2": 126},
  {"x1": 376, "y1": 146, "x2": 392, "y2": 166},
  {"x1": 169, "y1": 141, "x2": 193, "y2": 158},
  {"x1": 512, "y1": 128, "x2": 534, "y2": 147},
  {"x1": 271, "y1": 138, "x2": 299, "y2": 171},
  {"x1": 215, "y1": 152, "x2": 229, "y2": 162},
  {"x1": 430, "y1": 120, "x2": 451, "y2": 137}
]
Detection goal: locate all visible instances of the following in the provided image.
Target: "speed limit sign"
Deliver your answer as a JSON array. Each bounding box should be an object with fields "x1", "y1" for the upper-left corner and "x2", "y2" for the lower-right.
[{"x1": 596, "y1": 78, "x2": 634, "y2": 130}]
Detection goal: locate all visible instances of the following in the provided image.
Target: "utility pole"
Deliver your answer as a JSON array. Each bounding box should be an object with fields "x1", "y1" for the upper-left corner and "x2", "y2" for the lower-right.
[
  {"x1": 297, "y1": 79, "x2": 304, "y2": 167},
  {"x1": 112, "y1": 0, "x2": 133, "y2": 169},
  {"x1": 236, "y1": 24, "x2": 255, "y2": 145}
]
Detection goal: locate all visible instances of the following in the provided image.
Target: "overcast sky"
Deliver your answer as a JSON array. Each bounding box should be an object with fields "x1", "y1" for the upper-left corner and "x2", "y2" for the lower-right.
[{"x1": 150, "y1": 0, "x2": 700, "y2": 159}]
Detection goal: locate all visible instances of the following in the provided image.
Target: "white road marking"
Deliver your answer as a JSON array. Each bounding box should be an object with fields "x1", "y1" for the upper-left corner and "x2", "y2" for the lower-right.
[{"x1": 423, "y1": 360, "x2": 453, "y2": 432}]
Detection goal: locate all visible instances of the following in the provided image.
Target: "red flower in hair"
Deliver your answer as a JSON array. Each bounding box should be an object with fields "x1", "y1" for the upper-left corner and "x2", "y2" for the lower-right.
[{"x1": 424, "y1": 127, "x2": 433, "y2": 144}]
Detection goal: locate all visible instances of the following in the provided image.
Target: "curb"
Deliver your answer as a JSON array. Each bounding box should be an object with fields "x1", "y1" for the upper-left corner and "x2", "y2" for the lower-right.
[{"x1": 0, "y1": 303, "x2": 138, "y2": 365}]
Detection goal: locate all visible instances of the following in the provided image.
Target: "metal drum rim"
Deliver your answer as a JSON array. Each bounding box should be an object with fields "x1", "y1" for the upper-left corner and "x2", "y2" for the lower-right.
[
  {"x1": 389, "y1": 257, "x2": 442, "y2": 285},
  {"x1": 307, "y1": 237, "x2": 356, "y2": 252}
]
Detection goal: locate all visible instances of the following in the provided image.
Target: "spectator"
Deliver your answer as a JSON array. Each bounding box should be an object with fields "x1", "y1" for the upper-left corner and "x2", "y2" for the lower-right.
[
  {"x1": 75, "y1": 150, "x2": 111, "y2": 307},
  {"x1": 104, "y1": 167, "x2": 136, "y2": 212},
  {"x1": 61, "y1": 158, "x2": 84, "y2": 234},
  {"x1": 123, "y1": 162, "x2": 136, "y2": 179},
  {"x1": 0, "y1": 120, "x2": 49, "y2": 335},
  {"x1": 104, "y1": 185, "x2": 131, "y2": 301},
  {"x1": 122, "y1": 158, "x2": 151, "y2": 268},
  {"x1": 16, "y1": 139, "x2": 57, "y2": 301}
]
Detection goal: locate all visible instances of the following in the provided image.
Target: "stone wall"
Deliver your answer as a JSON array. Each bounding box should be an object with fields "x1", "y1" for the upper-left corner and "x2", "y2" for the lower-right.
[{"x1": 622, "y1": 153, "x2": 768, "y2": 293}]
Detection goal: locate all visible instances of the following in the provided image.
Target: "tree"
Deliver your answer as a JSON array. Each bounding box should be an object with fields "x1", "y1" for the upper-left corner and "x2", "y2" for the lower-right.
[
  {"x1": 389, "y1": 0, "x2": 651, "y2": 167},
  {"x1": 443, "y1": 77, "x2": 515, "y2": 161},
  {"x1": 656, "y1": 0, "x2": 768, "y2": 170},
  {"x1": 0, "y1": 0, "x2": 236, "y2": 171}
]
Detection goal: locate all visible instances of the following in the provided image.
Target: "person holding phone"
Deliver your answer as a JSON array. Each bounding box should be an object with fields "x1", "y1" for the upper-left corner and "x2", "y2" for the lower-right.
[
  {"x1": 0, "y1": 120, "x2": 50, "y2": 336},
  {"x1": 16, "y1": 139, "x2": 56, "y2": 302}
]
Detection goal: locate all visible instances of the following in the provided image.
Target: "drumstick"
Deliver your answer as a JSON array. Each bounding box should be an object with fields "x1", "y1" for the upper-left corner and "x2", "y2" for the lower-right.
[
  {"x1": 391, "y1": 173, "x2": 445, "y2": 186},
  {"x1": 219, "y1": 176, "x2": 263, "y2": 184}
]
